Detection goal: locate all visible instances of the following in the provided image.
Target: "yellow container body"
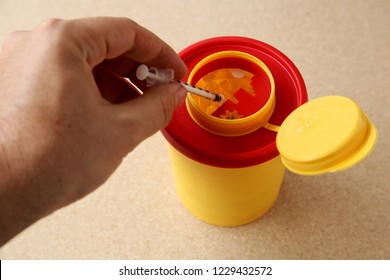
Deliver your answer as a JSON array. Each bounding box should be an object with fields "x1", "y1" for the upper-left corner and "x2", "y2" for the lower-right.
[{"x1": 168, "y1": 144, "x2": 286, "y2": 227}]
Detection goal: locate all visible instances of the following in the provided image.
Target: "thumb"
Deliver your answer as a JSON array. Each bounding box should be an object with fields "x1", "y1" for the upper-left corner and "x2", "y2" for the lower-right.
[{"x1": 114, "y1": 83, "x2": 187, "y2": 147}]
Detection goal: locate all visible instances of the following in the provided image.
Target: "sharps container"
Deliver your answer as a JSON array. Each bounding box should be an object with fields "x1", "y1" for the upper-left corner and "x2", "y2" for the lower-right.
[{"x1": 161, "y1": 36, "x2": 377, "y2": 226}]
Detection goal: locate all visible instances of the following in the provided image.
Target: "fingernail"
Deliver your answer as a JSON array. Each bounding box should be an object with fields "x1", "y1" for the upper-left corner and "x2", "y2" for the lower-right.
[{"x1": 175, "y1": 85, "x2": 188, "y2": 108}]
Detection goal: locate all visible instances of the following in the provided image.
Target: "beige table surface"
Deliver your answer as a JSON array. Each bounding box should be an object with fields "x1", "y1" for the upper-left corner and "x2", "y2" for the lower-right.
[{"x1": 0, "y1": 0, "x2": 389, "y2": 260}]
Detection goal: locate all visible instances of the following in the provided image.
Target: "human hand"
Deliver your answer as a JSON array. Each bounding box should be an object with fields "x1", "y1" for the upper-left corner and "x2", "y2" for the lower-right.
[{"x1": 0, "y1": 17, "x2": 187, "y2": 245}]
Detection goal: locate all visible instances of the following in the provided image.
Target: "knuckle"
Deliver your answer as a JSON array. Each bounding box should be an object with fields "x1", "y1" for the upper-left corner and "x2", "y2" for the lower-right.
[
  {"x1": 36, "y1": 18, "x2": 64, "y2": 31},
  {"x1": 33, "y1": 18, "x2": 67, "y2": 43},
  {"x1": 31, "y1": 19, "x2": 76, "y2": 60},
  {"x1": 4, "y1": 31, "x2": 20, "y2": 42},
  {"x1": 2, "y1": 31, "x2": 26, "y2": 50}
]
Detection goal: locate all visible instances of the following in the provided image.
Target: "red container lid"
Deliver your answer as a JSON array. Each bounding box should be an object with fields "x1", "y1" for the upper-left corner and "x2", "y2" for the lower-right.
[{"x1": 161, "y1": 36, "x2": 307, "y2": 168}]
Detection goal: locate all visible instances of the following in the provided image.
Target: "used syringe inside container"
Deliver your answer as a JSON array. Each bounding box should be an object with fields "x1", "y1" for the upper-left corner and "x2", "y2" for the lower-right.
[{"x1": 136, "y1": 64, "x2": 225, "y2": 102}]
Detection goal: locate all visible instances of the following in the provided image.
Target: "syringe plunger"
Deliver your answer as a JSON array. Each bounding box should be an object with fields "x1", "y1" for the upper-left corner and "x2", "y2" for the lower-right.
[{"x1": 136, "y1": 64, "x2": 174, "y2": 86}]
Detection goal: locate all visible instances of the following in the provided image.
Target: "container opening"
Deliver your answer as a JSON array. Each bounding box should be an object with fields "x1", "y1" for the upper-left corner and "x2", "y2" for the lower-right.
[{"x1": 189, "y1": 57, "x2": 272, "y2": 120}]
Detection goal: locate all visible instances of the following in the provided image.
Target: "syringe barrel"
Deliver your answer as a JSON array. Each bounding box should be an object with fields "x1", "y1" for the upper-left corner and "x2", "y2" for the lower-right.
[{"x1": 146, "y1": 67, "x2": 174, "y2": 86}]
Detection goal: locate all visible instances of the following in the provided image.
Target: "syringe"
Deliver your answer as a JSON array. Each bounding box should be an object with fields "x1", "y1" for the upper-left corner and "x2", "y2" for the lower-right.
[{"x1": 136, "y1": 64, "x2": 225, "y2": 103}]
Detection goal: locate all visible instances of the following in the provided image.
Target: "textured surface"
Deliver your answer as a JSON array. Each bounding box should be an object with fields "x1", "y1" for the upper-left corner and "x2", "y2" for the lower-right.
[{"x1": 0, "y1": 0, "x2": 389, "y2": 259}]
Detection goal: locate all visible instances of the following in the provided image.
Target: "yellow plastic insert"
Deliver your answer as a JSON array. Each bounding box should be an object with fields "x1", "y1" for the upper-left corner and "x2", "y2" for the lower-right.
[
  {"x1": 186, "y1": 51, "x2": 275, "y2": 136},
  {"x1": 193, "y1": 68, "x2": 255, "y2": 117},
  {"x1": 276, "y1": 95, "x2": 377, "y2": 175}
]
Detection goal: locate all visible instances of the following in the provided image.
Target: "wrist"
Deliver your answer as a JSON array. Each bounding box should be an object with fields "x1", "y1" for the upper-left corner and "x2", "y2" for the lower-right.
[{"x1": 0, "y1": 117, "x2": 57, "y2": 246}]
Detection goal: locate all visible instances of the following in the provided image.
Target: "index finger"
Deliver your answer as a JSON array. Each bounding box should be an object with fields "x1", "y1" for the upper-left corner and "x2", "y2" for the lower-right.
[{"x1": 63, "y1": 17, "x2": 187, "y2": 77}]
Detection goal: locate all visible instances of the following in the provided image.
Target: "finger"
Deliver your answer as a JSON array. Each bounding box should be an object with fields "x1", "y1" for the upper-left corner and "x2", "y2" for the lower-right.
[
  {"x1": 101, "y1": 51, "x2": 187, "y2": 82},
  {"x1": 101, "y1": 54, "x2": 188, "y2": 94},
  {"x1": 1, "y1": 30, "x2": 29, "y2": 54},
  {"x1": 63, "y1": 17, "x2": 187, "y2": 77},
  {"x1": 100, "y1": 55, "x2": 137, "y2": 77},
  {"x1": 100, "y1": 57, "x2": 148, "y2": 92},
  {"x1": 113, "y1": 83, "x2": 187, "y2": 148},
  {"x1": 94, "y1": 65, "x2": 142, "y2": 103}
]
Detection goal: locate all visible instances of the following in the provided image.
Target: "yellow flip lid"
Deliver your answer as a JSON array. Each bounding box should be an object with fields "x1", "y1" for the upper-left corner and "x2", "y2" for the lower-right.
[{"x1": 276, "y1": 95, "x2": 377, "y2": 175}]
